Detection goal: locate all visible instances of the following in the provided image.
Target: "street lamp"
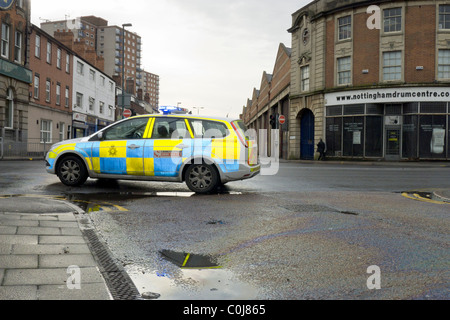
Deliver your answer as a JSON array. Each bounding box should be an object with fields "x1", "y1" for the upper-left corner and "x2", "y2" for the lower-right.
[
  {"x1": 193, "y1": 107, "x2": 204, "y2": 115},
  {"x1": 121, "y1": 23, "x2": 132, "y2": 119}
]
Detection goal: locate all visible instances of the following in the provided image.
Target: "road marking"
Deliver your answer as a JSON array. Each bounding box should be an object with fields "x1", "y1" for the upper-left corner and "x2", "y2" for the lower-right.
[{"x1": 401, "y1": 192, "x2": 448, "y2": 205}]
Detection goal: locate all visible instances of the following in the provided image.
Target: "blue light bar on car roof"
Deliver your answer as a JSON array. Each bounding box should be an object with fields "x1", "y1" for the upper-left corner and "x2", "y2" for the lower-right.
[{"x1": 159, "y1": 106, "x2": 190, "y2": 115}]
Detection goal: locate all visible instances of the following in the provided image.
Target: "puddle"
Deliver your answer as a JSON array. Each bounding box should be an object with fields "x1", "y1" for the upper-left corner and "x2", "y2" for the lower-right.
[
  {"x1": 62, "y1": 191, "x2": 244, "y2": 213},
  {"x1": 128, "y1": 266, "x2": 259, "y2": 300},
  {"x1": 127, "y1": 250, "x2": 259, "y2": 300}
]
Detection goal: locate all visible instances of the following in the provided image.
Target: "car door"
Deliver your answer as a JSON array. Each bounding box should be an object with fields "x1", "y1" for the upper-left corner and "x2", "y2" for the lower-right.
[
  {"x1": 91, "y1": 117, "x2": 151, "y2": 176},
  {"x1": 144, "y1": 117, "x2": 192, "y2": 177}
]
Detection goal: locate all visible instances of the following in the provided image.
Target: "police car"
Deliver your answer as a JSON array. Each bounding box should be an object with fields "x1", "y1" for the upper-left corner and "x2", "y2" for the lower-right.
[{"x1": 45, "y1": 111, "x2": 260, "y2": 194}]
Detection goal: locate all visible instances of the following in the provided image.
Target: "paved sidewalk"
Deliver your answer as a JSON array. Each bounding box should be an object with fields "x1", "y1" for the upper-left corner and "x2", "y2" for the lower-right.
[{"x1": 0, "y1": 200, "x2": 112, "y2": 300}]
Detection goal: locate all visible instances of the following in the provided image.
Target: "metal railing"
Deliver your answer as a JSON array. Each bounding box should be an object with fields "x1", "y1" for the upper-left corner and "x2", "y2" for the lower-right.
[{"x1": 0, "y1": 138, "x2": 56, "y2": 160}]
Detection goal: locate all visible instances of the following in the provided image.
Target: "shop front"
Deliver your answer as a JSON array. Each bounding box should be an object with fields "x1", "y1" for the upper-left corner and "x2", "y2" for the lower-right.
[{"x1": 325, "y1": 88, "x2": 449, "y2": 161}]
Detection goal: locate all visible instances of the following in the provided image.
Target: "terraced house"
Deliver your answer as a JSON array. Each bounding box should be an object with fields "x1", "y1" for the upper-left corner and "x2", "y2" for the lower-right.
[{"x1": 242, "y1": 0, "x2": 450, "y2": 161}]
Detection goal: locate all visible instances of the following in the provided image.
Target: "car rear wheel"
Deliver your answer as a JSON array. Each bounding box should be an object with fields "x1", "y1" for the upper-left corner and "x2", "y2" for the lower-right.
[
  {"x1": 57, "y1": 156, "x2": 88, "y2": 187},
  {"x1": 185, "y1": 163, "x2": 219, "y2": 194}
]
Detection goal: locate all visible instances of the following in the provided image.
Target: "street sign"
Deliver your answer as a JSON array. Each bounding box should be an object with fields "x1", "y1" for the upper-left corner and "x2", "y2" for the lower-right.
[
  {"x1": 123, "y1": 109, "x2": 132, "y2": 118},
  {"x1": 279, "y1": 115, "x2": 286, "y2": 125}
]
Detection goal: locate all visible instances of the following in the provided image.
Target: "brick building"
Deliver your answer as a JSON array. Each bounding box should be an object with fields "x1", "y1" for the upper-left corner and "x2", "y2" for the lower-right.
[
  {"x1": 242, "y1": 0, "x2": 450, "y2": 161},
  {"x1": 0, "y1": 0, "x2": 32, "y2": 153},
  {"x1": 28, "y1": 25, "x2": 74, "y2": 145},
  {"x1": 242, "y1": 43, "x2": 292, "y2": 159}
]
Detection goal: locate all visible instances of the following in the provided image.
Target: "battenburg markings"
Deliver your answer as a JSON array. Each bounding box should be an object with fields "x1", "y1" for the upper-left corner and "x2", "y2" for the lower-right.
[{"x1": 0, "y1": 0, "x2": 16, "y2": 10}]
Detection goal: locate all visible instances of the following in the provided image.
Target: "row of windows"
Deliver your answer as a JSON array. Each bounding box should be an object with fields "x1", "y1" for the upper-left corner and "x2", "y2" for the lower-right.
[
  {"x1": 337, "y1": 4, "x2": 450, "y2": 41},
  {"x1": 1, "y1": 24, "x2": 23, "y2": 63},
  {"x1": 75, "y1": 92, "x2": 114, "y2": 117},
  {"x1": 300, "y1": 49, "x2": 450, "y2": 89},
  {"x1": 33, "y1": 75, "x2": 70, "y2": 107},
  {"x1": 34, "y1": 34, "x2": 71, "y2": 72},
  {"x1": 76, "y1": 61, "x2": 115, "y2": 90}
]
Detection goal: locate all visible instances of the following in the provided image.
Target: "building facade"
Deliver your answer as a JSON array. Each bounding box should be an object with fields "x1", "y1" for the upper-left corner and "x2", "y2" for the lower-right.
[
  {"x1": 0, "y1": 0, "x2": 32, "y2": 151},
  {"x1": 139, "y1": 70, "x2": 160, "y2": 113},
  {"x1": 72, "y1": 55, "x2": 116, "y2": 138},
  {"x1": 242, "y1": 43, "x2": 292, "y2": 159},
  {"x1": 288, "y1": 0, "x2": 450, "y2": 161},
  {"x1": 28, "y1": 25, "x2": 73, "y2": 145}
]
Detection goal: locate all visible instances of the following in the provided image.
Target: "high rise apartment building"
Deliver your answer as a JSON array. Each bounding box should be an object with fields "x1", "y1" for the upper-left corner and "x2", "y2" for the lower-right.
[{"x1": 41, "y1": 15, "x2": 159, "y2": 107}]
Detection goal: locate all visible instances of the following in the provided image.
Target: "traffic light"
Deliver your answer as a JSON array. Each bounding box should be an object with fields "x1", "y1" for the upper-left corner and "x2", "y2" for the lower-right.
[{"x1": 270, "y1": 115, "x2": 276, "y2": 129}]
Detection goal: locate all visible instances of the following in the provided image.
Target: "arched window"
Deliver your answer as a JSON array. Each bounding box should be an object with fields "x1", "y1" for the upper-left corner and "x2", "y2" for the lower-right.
[{"x1": 5, "y1": 88, "x2": 14, "y2": 129}]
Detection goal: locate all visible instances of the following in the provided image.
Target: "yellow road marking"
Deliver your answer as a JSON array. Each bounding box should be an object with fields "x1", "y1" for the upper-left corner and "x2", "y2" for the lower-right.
[
  {"x1": 401, "y1": 192, "x2": 447, "y2": 205},
  {"x1": 182, "y1": 253, "x2": 191, "y2": 267}
]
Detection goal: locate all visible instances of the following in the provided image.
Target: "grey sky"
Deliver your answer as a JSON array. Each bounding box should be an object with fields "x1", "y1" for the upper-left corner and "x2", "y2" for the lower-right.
[{"x1": 31, "y1": 0, "x2": 309, "y2": 117}]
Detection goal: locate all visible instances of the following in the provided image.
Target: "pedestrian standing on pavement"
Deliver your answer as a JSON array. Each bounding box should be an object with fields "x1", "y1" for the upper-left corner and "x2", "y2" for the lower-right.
[{"x1": 317, "y1": 139, "x2": 326, "y2": 161}]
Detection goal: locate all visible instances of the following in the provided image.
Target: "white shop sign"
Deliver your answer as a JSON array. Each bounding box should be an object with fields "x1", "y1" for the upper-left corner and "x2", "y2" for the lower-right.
[{"x1": 325, "y1": 87, "x2": 450, "y2": 106}]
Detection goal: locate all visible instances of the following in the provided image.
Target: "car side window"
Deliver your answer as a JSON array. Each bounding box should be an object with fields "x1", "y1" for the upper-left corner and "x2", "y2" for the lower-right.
[
  {"x1": 188, "y1": 120, "x2": 230, "y2": 139},
  {"x1": 103, "y1": 117, "x2": 149, "y2": 141},
  {"x1": 152, "y1": 118, "x2": 190, "y2": 140}
]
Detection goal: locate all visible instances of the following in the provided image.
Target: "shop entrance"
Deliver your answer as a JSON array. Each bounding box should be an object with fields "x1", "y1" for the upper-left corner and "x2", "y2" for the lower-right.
[
  {"x1": 300, "y1": 109, "x2": 315, "y2": 160},
  {"x1": 385, "y1": 127, "x2": 401, "y2": 160}
]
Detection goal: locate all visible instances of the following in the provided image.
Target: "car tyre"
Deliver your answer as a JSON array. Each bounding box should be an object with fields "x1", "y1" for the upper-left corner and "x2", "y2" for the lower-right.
[
  {"x1": 185, "y1": 163, "x2": 219, "y2": 194},
  {"x1": 57, "y1": 156, "x2": 88, "y2": 187}
]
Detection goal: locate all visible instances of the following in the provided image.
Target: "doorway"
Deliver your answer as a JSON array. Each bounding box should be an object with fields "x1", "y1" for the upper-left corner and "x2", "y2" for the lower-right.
[
  {"x1": 385, "y1": 127, "x2": 401, "y2": 161},
  {"x1": 300, "y1": 109, "x2": 315, "y2": 160}
]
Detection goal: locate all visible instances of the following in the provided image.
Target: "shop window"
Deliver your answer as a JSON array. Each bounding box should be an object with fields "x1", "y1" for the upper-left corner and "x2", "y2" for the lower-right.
[
  {"x1": 327, "y1": 106, "x2": 342, "y2": 117},
  {"x1": 419, "y1": 115, "x2": 447, "y2": 158},
  {"x1": 344, "y1": 104, "x2": 364, "y2": 115},
  {"x1": 385, "y1": 104, "x2": 402, "y2": 115},
  {"x1": 365, "y1": 116, "x2": 383, "y2": 157},
  {"x1": 343, "y1": 117, "x2": 364, "y2": 157},
  {"x1": 420, "y1": 102, "x2": 447, "y2": 114},
  {"x1": 326, "y1": 117, "x2": 342, "y2": 157},
  {"x1": 403, "y1": 103, "x2": 419, "y2": 114},
  {"x1": 402, "y1": 115, "x2": 418, "y2": 159},
  {"x1": 366, "y1": 104, "x2": 384, "y2": 115}
]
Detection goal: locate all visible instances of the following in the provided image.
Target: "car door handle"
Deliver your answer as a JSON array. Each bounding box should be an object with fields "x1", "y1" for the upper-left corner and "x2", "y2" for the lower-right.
[
  {"x1": 176, "y1": 144, "x2": 190, "y2": 149},
  {"x1": 128, "y1": 144, "x2": 141, "y2": 150}
]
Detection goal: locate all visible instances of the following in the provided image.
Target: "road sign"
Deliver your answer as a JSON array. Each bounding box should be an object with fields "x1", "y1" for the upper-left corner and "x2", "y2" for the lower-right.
[
  {"x1": 123, "y1": 109, "x2": 132, "y2": 118},
  {"x1": 279, "y1": 115, "x2": 286, "y2": 125}
]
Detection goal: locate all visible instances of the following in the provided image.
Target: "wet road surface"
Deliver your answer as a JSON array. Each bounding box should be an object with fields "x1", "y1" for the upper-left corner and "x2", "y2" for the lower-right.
[{"x1": 0, "y1": 160, "x2": 449, "y2": 299}]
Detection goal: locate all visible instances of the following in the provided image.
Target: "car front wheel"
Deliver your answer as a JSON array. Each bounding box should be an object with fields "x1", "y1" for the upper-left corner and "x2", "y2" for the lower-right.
[
  {"x1": 185, "y1": 163, "x2": 219, "y2": 194},
  {"x1": 57, "y1": 156, "x2": 88, "y2": 187}
]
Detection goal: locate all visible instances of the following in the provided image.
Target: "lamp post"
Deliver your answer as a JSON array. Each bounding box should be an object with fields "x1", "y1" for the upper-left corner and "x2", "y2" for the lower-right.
[
  {"x1": 193, "y1": 107, "x2": 204, "y2": 115},
  {"x1": 121, "y1": 23, "x2": 132, "y2": 119}
]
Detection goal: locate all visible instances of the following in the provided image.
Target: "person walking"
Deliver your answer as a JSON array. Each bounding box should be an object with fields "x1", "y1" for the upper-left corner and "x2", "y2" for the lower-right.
[{"x1": 317, "y1": 139, "x2": 326, "y2": 161}]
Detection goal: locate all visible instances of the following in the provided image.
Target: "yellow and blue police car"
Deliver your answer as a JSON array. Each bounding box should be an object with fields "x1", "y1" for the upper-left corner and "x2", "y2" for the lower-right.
[{"x1": 45, "y1": 112, "x2": 260, "y2": 193}]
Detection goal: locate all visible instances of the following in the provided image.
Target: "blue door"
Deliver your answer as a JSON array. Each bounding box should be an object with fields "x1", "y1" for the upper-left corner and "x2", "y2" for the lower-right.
[{"x1": 300, "y1": 109, "x2": 315, "y2": 160}]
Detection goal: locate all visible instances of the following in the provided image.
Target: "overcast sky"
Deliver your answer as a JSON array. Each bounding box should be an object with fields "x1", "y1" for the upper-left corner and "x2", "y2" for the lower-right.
[{"x1": 31, "y1": 0, "x2": 309, "y2": 118}]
